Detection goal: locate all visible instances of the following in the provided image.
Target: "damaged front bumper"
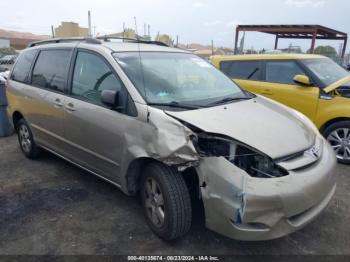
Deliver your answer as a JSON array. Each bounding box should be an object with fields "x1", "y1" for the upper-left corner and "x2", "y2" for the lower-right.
[{"x1": 196, "y1": 137, "x2": 336, "y2": 241}]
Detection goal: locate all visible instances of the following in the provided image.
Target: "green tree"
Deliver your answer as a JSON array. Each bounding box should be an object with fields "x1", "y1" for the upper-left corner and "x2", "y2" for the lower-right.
[
  {"x1": 308, "y1": 45, "x2": 337, "y2": 58},
  {"x1": 0, "y1": 47, "x2": 17, "y2": 55}
]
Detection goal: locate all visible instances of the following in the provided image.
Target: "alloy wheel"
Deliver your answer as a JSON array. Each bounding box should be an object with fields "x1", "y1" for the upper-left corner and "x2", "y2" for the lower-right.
[
  {"x1": 327, "y1": 128, "x2": 350, "y2": 161},
  {"x1": 19, "y1": 125, "x2": 32, "y2": 153},
  {"x1": 144, "y1": 177, "x2": 165, "y2": 228}
]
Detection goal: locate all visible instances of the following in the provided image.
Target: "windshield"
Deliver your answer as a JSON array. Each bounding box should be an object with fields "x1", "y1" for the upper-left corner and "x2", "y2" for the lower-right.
[
  {"x1": 301, "y1": 58, "x2": 350, "y2": 87},
  {"x1": 113, "y1": 52, "x2": 248, "y2": 107}
]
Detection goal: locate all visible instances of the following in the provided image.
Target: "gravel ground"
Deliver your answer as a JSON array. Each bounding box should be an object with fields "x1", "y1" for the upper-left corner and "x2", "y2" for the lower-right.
[{"x1": 0, "y1": 134, "x2": 349, "y2": 256}]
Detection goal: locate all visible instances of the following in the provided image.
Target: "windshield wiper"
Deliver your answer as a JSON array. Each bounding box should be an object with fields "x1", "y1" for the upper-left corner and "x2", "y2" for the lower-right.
[
  {"x1": 148, "y1": 101, "x2": 201, "y2": 109},
  {"x1": 208, "y1": 96, "x2": 251, "y2": 106},
  {"x1": 247, "y1": 68, "x2": 259, "y2": 79}
]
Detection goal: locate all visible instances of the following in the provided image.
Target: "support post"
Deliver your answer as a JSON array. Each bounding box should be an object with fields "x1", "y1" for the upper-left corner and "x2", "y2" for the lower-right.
[
  {"x1": 310, "y1": 30, "x2": 317, "y2": 54},
  {"x1": 341, "y1": 36, "x2": 348, "y2": 59},
  {"x1": 234, "y1": 28, "x2": 240, "y2": 54},
  {"x1": 274, "y1": 35, "x2": 279, "y2": 50}
]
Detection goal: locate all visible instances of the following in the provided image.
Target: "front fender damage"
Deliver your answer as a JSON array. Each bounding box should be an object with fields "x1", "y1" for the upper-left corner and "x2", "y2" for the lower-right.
[{"x1": 124, "y1": 106, "x2": 200, "y2": 168}]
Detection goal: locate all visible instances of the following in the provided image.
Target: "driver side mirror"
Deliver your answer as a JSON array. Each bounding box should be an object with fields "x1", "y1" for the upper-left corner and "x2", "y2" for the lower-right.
[
  {"x1": 101, "y1": 90, "x2": 120, "y2": 108},
  {"x1": 293, "y1": 75, "x2": 311, "y2": 86}
]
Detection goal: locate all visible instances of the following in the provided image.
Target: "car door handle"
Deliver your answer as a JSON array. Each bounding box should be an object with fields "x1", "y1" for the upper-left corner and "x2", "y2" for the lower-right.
[
  {"x1": 261, "y1": 89, "x2": 273, "y2": 95},
  {"x1": 53, "y1": 98, "x2": 63, "y2": 107},
  {"x1": 65, "y1": 103, "x2": 76, "y2": 112}
]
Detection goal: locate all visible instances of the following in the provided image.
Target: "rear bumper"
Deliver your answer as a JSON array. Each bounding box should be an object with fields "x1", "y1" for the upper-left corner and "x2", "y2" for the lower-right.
[{"x1": 196, "y1": 137, "x2": 337, "y2": 241}]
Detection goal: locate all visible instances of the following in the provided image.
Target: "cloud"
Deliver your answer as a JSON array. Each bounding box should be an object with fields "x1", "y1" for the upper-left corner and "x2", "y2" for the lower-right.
[
  {"x1": 204, "y1": 20, "x2": 222, "y2": 26},
  {"x1": 192, "y1": 1, "x2": 208, "y2": 8},
  {"x1": 285, "y1": 0, "x2": 326, "y2": 8},
  {"x1": 217, "y1": 31, "x2": 230, "y2": 36},
  {"x1": 1, "y1": 24, "x2": 27, "y2": 31},
  {"x1": 226, "y1": 21, "x2": 241, "y2": 28}
]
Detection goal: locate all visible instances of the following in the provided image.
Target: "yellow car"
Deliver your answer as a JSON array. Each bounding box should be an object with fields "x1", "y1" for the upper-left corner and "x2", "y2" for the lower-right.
[{"x1": 211, "y1": 54, "x2": 350, "y2": 164}]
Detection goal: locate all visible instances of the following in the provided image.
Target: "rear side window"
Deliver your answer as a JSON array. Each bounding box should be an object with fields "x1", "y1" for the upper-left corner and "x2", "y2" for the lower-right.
[
  {"x1": 265, "y1": 61, "x2": 305, "y2": 85},
  {"x1": 31, "y1": 50, "x2": 71, "y2": 92},
  {"x1": 220, "y1": 60, "x2": 262, "y2": 80},
  {"x1": 11, "y1": 50, "x2": 37, "y2": 83}
]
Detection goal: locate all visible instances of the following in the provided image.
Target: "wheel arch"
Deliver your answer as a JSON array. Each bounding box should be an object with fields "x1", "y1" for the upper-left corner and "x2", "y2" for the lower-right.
[
  {"x1": 12, "y1": 111, "x2": 24, "y2": 130},
  {"x1": 125, "y1": 157, "x2": 201, "y2": 196},
  {"x1": 320, "y1": 117, "x2": 350, "y2": 134},
  {"x1": 125, "y1": 157, "x2": 159, "y2": 195}
]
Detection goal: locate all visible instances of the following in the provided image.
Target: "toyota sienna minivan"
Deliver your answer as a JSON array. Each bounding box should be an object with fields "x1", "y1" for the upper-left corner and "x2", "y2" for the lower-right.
[{"x1": 6, "y1": 38, "x2": 336, "y2": 241}]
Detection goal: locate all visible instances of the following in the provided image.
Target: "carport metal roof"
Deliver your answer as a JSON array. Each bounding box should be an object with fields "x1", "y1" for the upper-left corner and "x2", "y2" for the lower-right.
[{"x1": 234, "y1": 25, "x2": 348, "y2": 58}]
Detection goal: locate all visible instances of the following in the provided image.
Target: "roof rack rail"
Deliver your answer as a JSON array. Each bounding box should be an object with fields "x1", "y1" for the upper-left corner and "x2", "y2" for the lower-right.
[
  {"x1": 96, "y1": 36, "x2": 169, "y2": 47},
  {"x1": 28, "y1": 37, "x2": 101, "y2": 48}
]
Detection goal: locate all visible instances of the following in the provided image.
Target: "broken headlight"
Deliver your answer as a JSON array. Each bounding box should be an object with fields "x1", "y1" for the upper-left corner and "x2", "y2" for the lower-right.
[{"x1": 194, "y1": 134, "x2": 288, "y2": 178}]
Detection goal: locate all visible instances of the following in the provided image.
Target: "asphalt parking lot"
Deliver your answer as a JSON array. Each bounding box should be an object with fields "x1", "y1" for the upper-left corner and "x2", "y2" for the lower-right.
[{"x1": 0, "y1": 134, "x2": 350, "y2": 256}]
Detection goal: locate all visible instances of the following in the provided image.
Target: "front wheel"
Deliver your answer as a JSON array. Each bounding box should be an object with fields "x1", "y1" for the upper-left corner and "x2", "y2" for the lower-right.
[
  {"x1": 141, "y1": 163, "x2": 192, "y2": 241},
  {"x1": 323, "y1": 120, "x2": 350, "y2": 164}
]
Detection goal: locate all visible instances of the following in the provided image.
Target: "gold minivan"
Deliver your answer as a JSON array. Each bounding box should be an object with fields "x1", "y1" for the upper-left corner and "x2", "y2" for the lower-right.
[
  {"x1": 6, "y1": 39, "x2": 336, "y2": 241},
  {"x1": 211, "y1": 54, "x2": 350, "y2": 164}
]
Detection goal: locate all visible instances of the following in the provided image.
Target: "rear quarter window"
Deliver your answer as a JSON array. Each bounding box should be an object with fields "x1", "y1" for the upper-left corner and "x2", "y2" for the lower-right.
[
  {"x1": 220, "y1": 60, "x2": 262, "y2": 80},
  {"x1": 11, "y1": 50, "x2": 37, "y2": 83},
  {"x1": 31, "y1": 49, "x2": 72, "y2": 92}
]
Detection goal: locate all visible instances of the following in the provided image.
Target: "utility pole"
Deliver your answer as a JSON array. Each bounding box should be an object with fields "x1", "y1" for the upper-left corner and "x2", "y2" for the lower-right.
[
  {"x1": 51, "y1": 25, "x2": 55, "y2": 38},
  {"x1": 134, "y1": 16, "x2": 138, "y2": 39},
  {"x1": 211, "y1": 40, "x2": 214, "y2": 55},
  {"x1": 123, "y1": 22, "x2": 125, "y2": 40},
  {"x1": 176, "y1": 35, "x2": 179, "y2": 47}
]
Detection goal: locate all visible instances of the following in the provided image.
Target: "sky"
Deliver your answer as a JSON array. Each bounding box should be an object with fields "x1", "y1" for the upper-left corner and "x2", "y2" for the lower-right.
[{"x1": 1, "y1": 0, "x2": 349, "y2": 52}]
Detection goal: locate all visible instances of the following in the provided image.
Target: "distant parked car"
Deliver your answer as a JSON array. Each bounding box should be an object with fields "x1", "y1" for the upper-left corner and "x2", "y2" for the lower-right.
[
  {"x1": 0, "y1": 69, "x2": 10, "y2": 81},
  {"x1": 0, "y1": 66, "x2": 7, "y2": 72},
  {"x1": 0, "y1": 54, "x2": 17, "y2": 64}
]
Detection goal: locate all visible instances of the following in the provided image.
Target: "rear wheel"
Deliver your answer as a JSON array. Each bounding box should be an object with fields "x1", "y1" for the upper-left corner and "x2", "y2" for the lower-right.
[
  {"x1": 141, "y1": 162, "x2": 192, "y2": 240},
  {"x1": 323, "y1": 120, "x2": 350, "y2": 164},
  {"x1": 16, "y1": 119, "x2": 41, "y2": 159}
]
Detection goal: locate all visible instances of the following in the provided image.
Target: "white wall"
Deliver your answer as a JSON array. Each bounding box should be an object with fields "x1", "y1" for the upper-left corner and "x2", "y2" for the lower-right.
[{"x1": 0, "y1": 39, "x2": 10, "y2": 48}]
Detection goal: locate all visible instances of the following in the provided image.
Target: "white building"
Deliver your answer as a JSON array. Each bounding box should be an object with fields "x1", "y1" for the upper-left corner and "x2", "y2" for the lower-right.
[{"x1": 0, "y1": 39, "x2": 10, "y2": 48}]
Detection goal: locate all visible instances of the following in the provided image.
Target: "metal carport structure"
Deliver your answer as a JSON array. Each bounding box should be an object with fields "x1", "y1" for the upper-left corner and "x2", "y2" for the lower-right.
[{"x1": 234, "y1": 25, "x2": 348, "y2": 58}]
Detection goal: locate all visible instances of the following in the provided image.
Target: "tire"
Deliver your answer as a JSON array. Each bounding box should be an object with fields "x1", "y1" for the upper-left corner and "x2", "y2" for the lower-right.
[
  {"x1": 16, "y1": 119, "x2": 41, "y2": 159},
  {"x1": 141, "y1": 162, "x2": 192, "y2": 241},
  {"x1": 323, "y1": 120, "x2": 350, "y2": 164}
]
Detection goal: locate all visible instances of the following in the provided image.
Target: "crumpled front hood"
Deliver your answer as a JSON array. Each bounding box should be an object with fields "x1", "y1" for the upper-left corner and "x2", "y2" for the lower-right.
[{"x1": 166, "y1": 96, "x2": 316, "y2": 159}]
